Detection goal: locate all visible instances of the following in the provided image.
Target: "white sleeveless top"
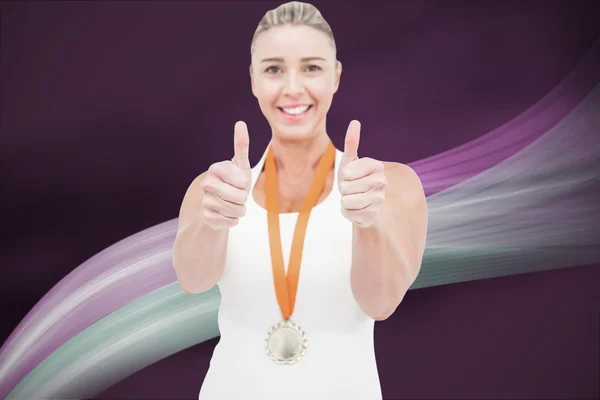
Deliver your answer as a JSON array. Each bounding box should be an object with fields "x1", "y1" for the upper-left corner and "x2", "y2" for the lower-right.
[{"x1": 199, "y1": 145, "x2": 382, "y2": 400}]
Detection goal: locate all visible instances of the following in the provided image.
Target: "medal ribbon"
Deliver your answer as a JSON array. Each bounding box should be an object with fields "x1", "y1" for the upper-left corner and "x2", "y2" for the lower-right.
[{"x1": 265, "y1": 140, "x2": 336, "y2": 320}]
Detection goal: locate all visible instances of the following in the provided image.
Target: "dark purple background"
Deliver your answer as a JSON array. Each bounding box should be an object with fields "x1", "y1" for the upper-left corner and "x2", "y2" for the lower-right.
[{"x1": 1, "y1": 1, "x2": 599, "y2": 399}]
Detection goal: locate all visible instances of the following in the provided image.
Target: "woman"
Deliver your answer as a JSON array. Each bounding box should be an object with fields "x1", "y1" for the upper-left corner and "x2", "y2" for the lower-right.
[{"x1": 172, "y1": 2, "x2": 428, "y2": 399}]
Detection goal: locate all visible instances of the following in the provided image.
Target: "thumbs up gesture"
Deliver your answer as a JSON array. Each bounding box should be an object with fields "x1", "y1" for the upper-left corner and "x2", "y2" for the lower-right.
[
  {"x1": 200, "y1": 121, "x2": 253, "y2": 230},
  {"x1": 338, "y1": 120, "x2": 388, "y2": 228}
]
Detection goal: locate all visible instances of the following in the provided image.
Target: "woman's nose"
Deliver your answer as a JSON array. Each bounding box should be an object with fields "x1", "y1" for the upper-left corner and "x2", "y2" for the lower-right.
[{"x1": 282, "y1": 72, "x2": 304, "y2": 96}]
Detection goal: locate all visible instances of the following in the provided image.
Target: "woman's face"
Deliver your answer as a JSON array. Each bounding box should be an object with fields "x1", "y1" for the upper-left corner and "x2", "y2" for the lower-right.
[{"x1": 250, "y1": 24, "x2": 341, "y2": 142}]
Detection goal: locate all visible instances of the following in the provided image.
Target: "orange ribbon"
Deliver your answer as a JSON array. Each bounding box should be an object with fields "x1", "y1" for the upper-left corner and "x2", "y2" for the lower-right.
[{"x1": 265, "y1": 141, "x2": 336, "y2": 320}]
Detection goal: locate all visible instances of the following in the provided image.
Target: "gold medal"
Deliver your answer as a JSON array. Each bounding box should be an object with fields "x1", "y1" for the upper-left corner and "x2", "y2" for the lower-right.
[{"x1": 264, "y1": 140, "x2": 336, "y2": 364}]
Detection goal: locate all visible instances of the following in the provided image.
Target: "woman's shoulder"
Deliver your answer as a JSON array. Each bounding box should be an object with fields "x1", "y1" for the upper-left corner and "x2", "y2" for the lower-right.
[
  {"x1": 382, "y1": 161, "x2": 417, "y2": 180},
  {"x1": 382, "y1": 161, "x2": 424, "y2": 201}
]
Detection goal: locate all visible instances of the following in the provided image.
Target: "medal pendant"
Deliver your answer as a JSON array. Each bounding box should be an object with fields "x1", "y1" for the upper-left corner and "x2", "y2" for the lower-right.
[{"x1": 265, "y1": 319, "x2": 308, "y2": 365}]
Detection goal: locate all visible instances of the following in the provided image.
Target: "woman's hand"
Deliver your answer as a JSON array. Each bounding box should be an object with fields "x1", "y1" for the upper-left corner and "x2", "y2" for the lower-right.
[
  {"x1": 199, "y1": 121, "x2": 253, "y2": 230},
  {"x1": 338, "y1": 120, "x2": 388, "y2": 228}
]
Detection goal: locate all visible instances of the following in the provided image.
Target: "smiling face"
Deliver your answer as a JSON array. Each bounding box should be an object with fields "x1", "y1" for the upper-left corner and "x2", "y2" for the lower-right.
[{"x1": 250, "y1": 24, "x2": 341, "y2": 142}]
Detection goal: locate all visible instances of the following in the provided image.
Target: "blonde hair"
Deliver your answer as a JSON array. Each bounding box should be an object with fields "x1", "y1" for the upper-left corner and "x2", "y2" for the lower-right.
[{"x1": 251, "y1": 1, "x2": 336, "y2": 55}]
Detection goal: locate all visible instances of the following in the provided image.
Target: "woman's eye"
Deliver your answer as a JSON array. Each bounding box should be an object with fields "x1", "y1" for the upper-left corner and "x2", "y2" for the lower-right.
[
  {"x1": 265, "y1": 66, "x2": 281, "y2": 74},
  {"x1": 264, "y1": 65, "x2": 321, "y2": 74}
]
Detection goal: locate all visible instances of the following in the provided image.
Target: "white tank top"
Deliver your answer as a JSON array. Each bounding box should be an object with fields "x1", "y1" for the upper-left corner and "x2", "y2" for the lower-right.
[{"x1": 199, "y1": 144, "x2": 382, "y2": 400}]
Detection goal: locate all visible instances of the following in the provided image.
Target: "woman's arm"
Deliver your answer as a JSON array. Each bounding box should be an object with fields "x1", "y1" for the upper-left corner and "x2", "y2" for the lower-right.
[
  {"x1": 172, "y1": 124, "x2": 252, "y2": 293},
  {"x1": 172, "y1": 172, "x2": 229, "y2": 294},
  {"x1": 350, "y1": 162, "x2": 428, "y2": 320}
]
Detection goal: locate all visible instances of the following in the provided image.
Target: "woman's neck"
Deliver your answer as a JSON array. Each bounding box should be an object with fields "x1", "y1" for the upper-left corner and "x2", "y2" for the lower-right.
[{"x1": 269, "y1": 132, "x2": 332, "y2": 183}]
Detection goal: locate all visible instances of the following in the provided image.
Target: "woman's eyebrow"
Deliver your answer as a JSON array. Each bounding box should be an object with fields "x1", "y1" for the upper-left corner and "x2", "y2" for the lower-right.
[{"x1": 260, "y1": 56, "x2": 327, "y2": 63}]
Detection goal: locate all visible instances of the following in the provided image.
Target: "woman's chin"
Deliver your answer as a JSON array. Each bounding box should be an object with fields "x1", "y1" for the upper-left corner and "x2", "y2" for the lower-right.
[
  {"x1": 272, "y1": 126, "x2": 318, "y2": 142},
  {"x1": 270, "y1": 117, "x2": 324, "y2": 142}
]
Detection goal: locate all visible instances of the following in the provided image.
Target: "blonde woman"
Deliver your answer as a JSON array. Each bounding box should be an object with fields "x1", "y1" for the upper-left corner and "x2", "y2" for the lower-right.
[{"x1": 172, "y1": 2, "x2": 428, "y2": 399}]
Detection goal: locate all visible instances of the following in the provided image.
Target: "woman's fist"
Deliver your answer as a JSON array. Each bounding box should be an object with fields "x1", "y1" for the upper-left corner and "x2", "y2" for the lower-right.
[{"x1": 200, "y1": 121, "x2": 252, "y2": 230}]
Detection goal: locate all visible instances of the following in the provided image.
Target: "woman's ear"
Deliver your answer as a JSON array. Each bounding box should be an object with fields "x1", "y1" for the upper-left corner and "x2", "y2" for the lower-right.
[
  {"x1": 249, "y1": 64, "x2": 257, "y2": 98},
  {"x1": 333, "y1": 60, "x2": 342, "y2": 94}
]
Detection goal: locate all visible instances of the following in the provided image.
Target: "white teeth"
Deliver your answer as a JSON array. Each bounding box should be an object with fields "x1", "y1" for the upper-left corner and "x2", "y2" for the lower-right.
[{"x1": 282, "y1": 105, "x2": 310, "y2": 115}]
